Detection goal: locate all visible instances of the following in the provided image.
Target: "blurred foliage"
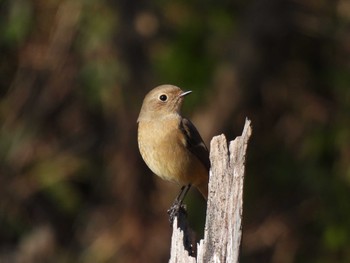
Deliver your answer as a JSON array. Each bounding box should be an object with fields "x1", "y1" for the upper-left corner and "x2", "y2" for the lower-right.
[{"x1": 0, "y1": 0, "x2": 350, "y2": 262}]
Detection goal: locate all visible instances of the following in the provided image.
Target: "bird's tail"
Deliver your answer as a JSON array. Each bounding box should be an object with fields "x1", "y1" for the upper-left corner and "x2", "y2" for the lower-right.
[{"x1": 196, "y1": 182, "x2": 208, "y2": 200}]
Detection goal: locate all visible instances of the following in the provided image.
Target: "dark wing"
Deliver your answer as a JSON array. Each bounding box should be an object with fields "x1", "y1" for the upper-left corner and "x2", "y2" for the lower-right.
[{"x1": 180, "y1": 118, "x2": 210, "y2": 171}]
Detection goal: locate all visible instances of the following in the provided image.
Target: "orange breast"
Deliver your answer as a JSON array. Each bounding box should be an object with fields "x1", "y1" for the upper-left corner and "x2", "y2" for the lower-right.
[{"x1": 138, "y1": 119, "x2": 208, "y2": 190}]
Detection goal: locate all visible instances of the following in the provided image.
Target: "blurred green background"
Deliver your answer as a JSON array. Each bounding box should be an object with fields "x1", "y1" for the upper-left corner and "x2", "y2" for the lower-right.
[{"x1": 1, "y1": 0, "x2": 350, "y2": 262}]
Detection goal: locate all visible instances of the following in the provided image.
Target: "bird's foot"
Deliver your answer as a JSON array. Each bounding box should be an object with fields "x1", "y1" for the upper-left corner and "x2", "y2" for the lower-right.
[{"x1": 167, "y1": 200, "x2": 187, "y2": 225}]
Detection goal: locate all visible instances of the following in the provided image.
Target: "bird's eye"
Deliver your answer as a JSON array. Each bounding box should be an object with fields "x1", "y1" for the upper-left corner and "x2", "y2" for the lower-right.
[{"x1": 159, "y1": 94, "x2": 168, "y2": 102}]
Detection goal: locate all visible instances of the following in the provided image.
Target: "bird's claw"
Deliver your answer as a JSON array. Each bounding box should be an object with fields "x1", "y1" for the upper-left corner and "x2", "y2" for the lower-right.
[{"x1": 167, "y1": 200, "x2": 187, "y2": 225}]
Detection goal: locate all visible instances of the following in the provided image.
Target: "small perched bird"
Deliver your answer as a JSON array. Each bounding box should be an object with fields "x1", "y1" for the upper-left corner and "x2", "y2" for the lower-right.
[{"x1": 137, "y1": 85, "x2": 210, "y2": 206}]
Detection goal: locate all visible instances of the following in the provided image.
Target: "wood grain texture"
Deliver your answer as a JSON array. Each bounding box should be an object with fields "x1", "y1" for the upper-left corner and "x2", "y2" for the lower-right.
[{"x1": 169, "y1": 119, "x2": 252, "y2": 263}]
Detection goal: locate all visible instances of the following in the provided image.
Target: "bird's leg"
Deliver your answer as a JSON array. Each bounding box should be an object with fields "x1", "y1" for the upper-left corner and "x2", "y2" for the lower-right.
[
  {"x1": 167, "y1": 184, "x2": 191, "y2": 224},
  {"x1": 176, "y1": 184, "x2": 191, "y2": 203}
]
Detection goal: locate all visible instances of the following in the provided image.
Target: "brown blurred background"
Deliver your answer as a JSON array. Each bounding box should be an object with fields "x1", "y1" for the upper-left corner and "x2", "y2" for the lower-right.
[{"x1": 1, "y1": 0, "x2": 350, "y2": 262}]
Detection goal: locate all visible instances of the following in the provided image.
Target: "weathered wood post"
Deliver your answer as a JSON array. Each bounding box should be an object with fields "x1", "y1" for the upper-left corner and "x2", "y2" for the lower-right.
[{"x1": 169, "y1": 119, "x2": 252, "y2": 263}]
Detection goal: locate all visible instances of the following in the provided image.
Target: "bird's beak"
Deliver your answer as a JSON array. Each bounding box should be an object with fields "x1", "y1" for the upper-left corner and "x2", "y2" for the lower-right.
[{"x1": 179, "y1": 90, "x2": 192, "y2": 97}]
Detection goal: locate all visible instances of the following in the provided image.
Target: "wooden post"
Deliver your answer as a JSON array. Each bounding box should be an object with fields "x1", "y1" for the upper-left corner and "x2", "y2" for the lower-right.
[{"x1": 169, "y1": 119, "x2": 252, "y2": 263}]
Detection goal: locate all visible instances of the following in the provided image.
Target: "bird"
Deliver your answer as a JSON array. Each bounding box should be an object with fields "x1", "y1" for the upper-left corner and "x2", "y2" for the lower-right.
[{"x1": 137, "y1": 84, "x2": 210, "y2": 214}]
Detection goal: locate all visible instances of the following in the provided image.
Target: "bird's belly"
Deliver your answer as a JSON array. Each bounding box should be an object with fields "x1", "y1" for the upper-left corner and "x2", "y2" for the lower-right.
[{"x1": 138, "y1": 123, "x2": 191, "y2": 185}]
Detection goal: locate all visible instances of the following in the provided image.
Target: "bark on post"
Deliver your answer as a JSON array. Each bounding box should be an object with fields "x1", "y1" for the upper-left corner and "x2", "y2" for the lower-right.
[{"x1": 169, "y1": 119, "x2": 252, "y2": 263}]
